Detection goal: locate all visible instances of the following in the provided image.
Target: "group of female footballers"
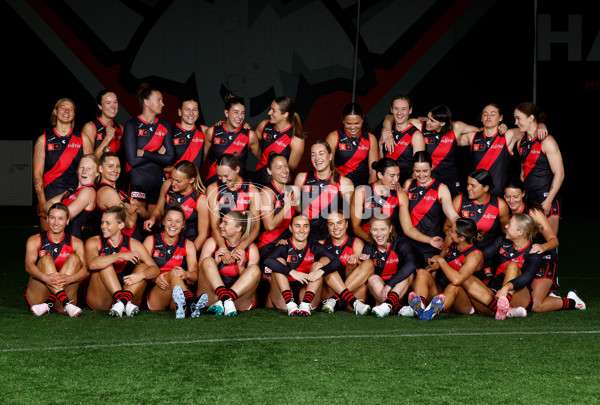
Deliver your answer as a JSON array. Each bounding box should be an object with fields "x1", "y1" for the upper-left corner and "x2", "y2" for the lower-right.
[{"x1": 26, "y1": 86, "x2": 586, "y2": 321}]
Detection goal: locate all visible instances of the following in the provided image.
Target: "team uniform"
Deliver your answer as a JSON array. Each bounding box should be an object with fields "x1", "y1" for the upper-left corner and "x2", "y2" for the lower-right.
[
  {"x1": 359, "y1": 183, "x2": 401, "y2": 235},
  {"x1": 61, "y1": 185, "x2": 95, "y2": 239},
  {"x1": 322, "y1": 234, "x2": 357, "y2": 270},
  {"x1": 406, "y1": 178, "x2": 445, "y2": 267},
  {"x1": 435, "y1": 242, "x2": 483, "y2": 290},
  {"x1": 457, "y1": 194, "x2": 504, "y2": 281},
  {"x1": 300, "y1": 172, "x2": 343, "y2": 240},
  {"x1": 518, "y1": 135, "x2": 561, "y2": 218},
  {"x1": 471, "y1": 131, "x2": 513, "y2": 196},
  {"x1": 333, "y1": 128, "x2": 371, "y2": 186},
  {"x1": 149, "y1": 233, "x2": 188, "y2": 274},
  {"x1": 216, "y1": 179, "x2": 251, "y2": 217},
  {"x1": 123, "y1": 116, "x2": 174, "y2": 204},
  {"x1": 264, "y1": 238, "x2": 342, "y2": 304},
  {"x1": 382, "y1": 123, "x2": 420, "y2": 184},
  {"x1": 35, "y1": 231, "x2": 75, "y2": 270},
  {"x1": 97, "y1": 234, "x2": 136, "y2": 283},
  {"x1": 162, "y1": 186, "x2": 201, "y2": 241},
  {"x1": 362, "y1": 237, "x2": 417, "y2": 288},
  {"x1": 253, "y1": 123, "x2": 294, "y2": 186},
  {"x1": 92, "y1": 182, "x2": 143, "y2": 241},
  {"x1": 41, "y1": 128, "x2": 84, "y2": 200},
  {"x1": 422, "y1": 128, "x2": 461, "y2": 197},
  {"x1": 206, "y1": 124, "x2": 250, "y2": 185},
  {"x1": 90, "y1": 117, "x2": 123, "y2": 155},
  {"x1": 172, "y1": 124, "x2": 205, "y2": 172},
  {"x1": 257, "y1": 182, "x2": 294, "y2": 258},
  {"x1": 212, "y1": 241, "x2": 250, "y2": 289}
]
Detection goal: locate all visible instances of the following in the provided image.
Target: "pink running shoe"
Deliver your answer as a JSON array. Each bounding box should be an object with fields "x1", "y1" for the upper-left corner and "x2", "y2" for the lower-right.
[
  {"x1": 506, "y1": 306, "x2": 527, "y2": 318},
  {"x1": 495, "y1": 296, "x2": 510, "y2": 320},
  {"x1": 64, "y1": 303, "x2": 82, "y2": 318},
  {"x1": 31, "y1": 303, "x2": 51, "y2": 316}
]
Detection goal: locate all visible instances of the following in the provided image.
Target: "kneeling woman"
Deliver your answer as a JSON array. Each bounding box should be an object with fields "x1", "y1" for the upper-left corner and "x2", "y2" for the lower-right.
[
  {"x1": 25, "y1": 203, "x2": 88, "y2": 317},
  {"x1": 409, "y1": 218, "x2": 483, "y2": 319},
  {"x1": 196, "y1": 210, "x2": 261, "y2": 316},
  {"x1": 144, "y1": 206, "x2": 204, "y2": 319},
  {"x1": 85, "y1": 206, "x2": 160, "y2": 316},
  {"x1": 362, "y1": 216, "x2": 418, "y2": 318}
]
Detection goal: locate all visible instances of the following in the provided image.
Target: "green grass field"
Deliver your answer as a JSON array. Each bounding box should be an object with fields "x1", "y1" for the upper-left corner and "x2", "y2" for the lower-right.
[{"x1": 1, "y1": 209, "x2": 599, "y2": 404}]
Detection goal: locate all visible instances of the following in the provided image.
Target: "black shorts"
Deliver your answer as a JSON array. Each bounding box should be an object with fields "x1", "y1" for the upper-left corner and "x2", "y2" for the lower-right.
[{"x1": 129, "y1": 183, "x2": 161, "y2": 205}]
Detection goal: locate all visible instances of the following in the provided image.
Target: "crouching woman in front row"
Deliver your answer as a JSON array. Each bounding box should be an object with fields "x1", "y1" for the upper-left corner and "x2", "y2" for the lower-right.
[
  {"x1": 85, "y1": 206, "x2": 160, "y2": 317},
  {"x1": 196, "y1": 210, "x2": 261, "y2": 317}
]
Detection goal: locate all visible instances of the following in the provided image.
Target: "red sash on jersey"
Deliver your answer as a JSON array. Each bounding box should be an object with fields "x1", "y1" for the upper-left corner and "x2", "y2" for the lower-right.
[
  {"x1": 255, "y1": 130, "x2": 291, "y2": 171},
  {"x1": 175, "y1": 125, "x2": 204, "y2": 165},
  {"x1": 336, "y1": 129, "x2": 370, "y2": 176},
  {"x1": 473, "y1": 132, "x2": 505, "y2": 171},
  {"x1": 387, "y1": 124, "x2": 415, "y2": 160},
  {"x1": 302, "y1": 173, "x2": 340, "y2": 220},
  {"x1": 207, "y1": 126, "x2": 249, "y2": 179},
  {"x1": 43, "y1": 129, "x2": 83, "y2": 187},
  {"x1": 520, "y1": 138, "x2": 543, "y2": 180},
  {"x1": 38, "y1": 232, "x2": 74, "y2": 270},
  {"x1": 425, "y1": 131, "x2": 455, "y2": 170},
  {"x1": 95, "y1": 118, "x2": 122, "y2": 152},
  {"x1": 409, "y1": 187, "x2": 438, "y2": 227},
  {"x1": 154, "y1": 235, "x2": 187, "y2": 274}
]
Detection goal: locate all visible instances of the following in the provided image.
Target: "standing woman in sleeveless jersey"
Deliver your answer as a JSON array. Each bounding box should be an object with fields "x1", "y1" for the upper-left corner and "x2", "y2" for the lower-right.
[
  {"x1": 85, "y1": 206, "x2": 160, "y2": 316},
  {"x1": 123, "y1": 84, "x2": 175, "y2": 214},
  {"x1": 163, "y1": 98, "x2": 209, "y2": 176},
  {"x1": 403, "y1": 151, "x2": 459, "y2": 268},
  {"x1": 25, "y1": 203, "x2": 88, "y2": 317},
  {"x1": 408, "y1": 217, "x2": 483, "y2": 319},
  {"x1": 144, "y1": 206, "x2": 202, "y2": 319},
  {"x1": 514, "y1": 102, "x2": 564, "y2": 235},
  {"x1": 253, "y1": 96, "x2": 305, "y2": 186},
  {"x1": 325, "y1": 103, "x2": 378, "y2": 187},
  {"x1": 143, "y1": 160, "x2": 209, "y2": 251},
  {"x1": 33, "y1": 98, "x2": 90, "y2": 230},
  {"x1": 42, "y1": 154, "x2": 99, "y2": 239},
  {"x1": 378, "y1": 95, "x2": 425, "y2": 184},
  {"x1": 294, "y1": 140, "x2": 355, "y2": 241},
  {"x1": 94, "y1": 152, "x2": 148, "y2": 241},
  {"x1": 196, "y1": 210, "x2": 261, "y2": 316},
  {"x1": 206, "y1": 153, "x2": 262, "y2": 265},
  {"x1": 82, "y1": 89, "x2": 124, "y2": 159},
  {"x1": 203, "y1": 93, "x2": 260, "y2": 185}
]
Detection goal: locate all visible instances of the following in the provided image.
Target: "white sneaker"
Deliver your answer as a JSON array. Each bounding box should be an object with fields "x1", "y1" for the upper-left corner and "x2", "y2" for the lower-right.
[
  {"x1": 353, "y1": 300, "x2": 371, "y2": 315},
  {"x1": 286, "y1": 301, "x2": 299, "y2": 316},
  {"x1": 298, "y1": 302, "x2": 312, "y2": 316},
  {"x1": 64, "y1": 303, "x2": 82, "y2": 318},
  {"x1": 109, "y1": 301, "x2": 125, "y2": 317},
  {"x1": 398, "y1": 305, "x2": 416, "y2": 317},
  {"x1": 172, "y1": 286, "x2": 186, "y2": 319},
  {"x1": 321, "y1": 298, "x2": 337, "y2": 314},
  {"x1": 373, "y1": 303, "x2": 391, "y2": 318},
  {"x1": 31, "y1": 302, "x2": 51, "y2": 316},
  {"x1": 224, "y1": 298, "x2": 237, "y2": 316},
  {"x1": 190, "y1": 294, "x2": 209, "y2": 318},
  {"x1": 567, "y1": 291, "x2": 586, "y2": 310},
  {"x1": 507, "y1": 307, "x2": 527, "y2": 318},
  {"x1": 125, "y1": 301, "x2": 139, "y2": 317},
  {"x1": 207, "y1": 300, "x2": 224, "y2": 316}
]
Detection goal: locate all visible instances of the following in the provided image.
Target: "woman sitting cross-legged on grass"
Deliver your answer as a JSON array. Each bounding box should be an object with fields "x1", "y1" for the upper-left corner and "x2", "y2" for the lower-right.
[
  {"x1": 363, "y1": 216, "x2": 418, "y2": 318},
  {"x1": 25, "y1": 203, "x2": 89, "y2": 317},
  {"x1": 196, "y1": 210, "x2": 261, "y2": 316},
  {"x1": 461, "y1": 213, "x2": 585, "y2": 320},
  {"x1": 318, "y1": 210, "x2": 374, "y2": 314},
  {"x1": 143, "y1": 206, "x2": 207, "y2": 319},
  {"x1": 85, "y1": 206, "x2": 160, "y2": 317},
  {"x1": 263, "y1": 214, "x2": 370, "y2": 316},
  {"x1": 408, "y1": 217, "x2": 484, "y2": 320}
]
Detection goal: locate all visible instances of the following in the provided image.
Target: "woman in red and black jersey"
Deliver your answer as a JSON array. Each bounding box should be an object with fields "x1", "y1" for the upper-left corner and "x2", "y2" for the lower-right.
[
  {"x1": 196, "y1": 210, "x2": 261, "y2": 316},
  {"x1": 204, "y1": 93, "x2": 260, "y2": 185},
  {"x1": 43, "y1": 154, "x2": 99, "y2": 239},
  {"x1": 25, "y1": 203, "x2": 88, "y2": 317},
  {"x1": 82, "y1": 89, "x2": 124, "y2": 160},
  {"x1": 33, "y1": 98, "x2": 89, "y2": 230},
  {"x1": 144, "y1": 206, "x2": 201, "y2": 319},
  {"x1": 144, "y1": 160, "x2": 209, "y2": 251},
  {"x1": 253, "y1": 96, "x2": 305, "y2": 186},
  {"x1": 325, "y1": 103, "x2": 378, "y2": 187}
]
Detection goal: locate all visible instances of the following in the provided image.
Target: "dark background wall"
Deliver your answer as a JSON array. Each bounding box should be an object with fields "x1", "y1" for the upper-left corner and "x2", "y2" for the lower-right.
[{"x1": 4, "y1": 0, "x2": 599, "y2": 216}]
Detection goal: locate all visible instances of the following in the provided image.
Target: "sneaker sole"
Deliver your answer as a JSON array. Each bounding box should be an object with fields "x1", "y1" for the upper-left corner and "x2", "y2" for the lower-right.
[
  {"x1": 495, "y1": 296, "x2": 509, "y2": 320},
  {"x1": 190, "y1": 294, "x2": 209, "y2": 318},
  {"x1": 172, "y1": 286, "x2": 186, "y2": 319},
  {"x1": 421, "y1": 295, "x2": 445, "y2": 321},
  {"x1": 408, "y1": 293, "x2": 424, "y2": 319}
]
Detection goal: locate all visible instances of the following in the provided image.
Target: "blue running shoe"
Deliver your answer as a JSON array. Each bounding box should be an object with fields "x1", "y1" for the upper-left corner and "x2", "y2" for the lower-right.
[
  {"x1": 190, "y1": 293, "x2": 209, "y2": 318},
  {"x1": 172, "y1": 286, "x2": 187, "y2": 319},
  {"x1": 420, "y1": 294, "x2": 445, "y2": 321},
  {"x1": 408, "y1": 292, "x2": 425, "y2": 319}
]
